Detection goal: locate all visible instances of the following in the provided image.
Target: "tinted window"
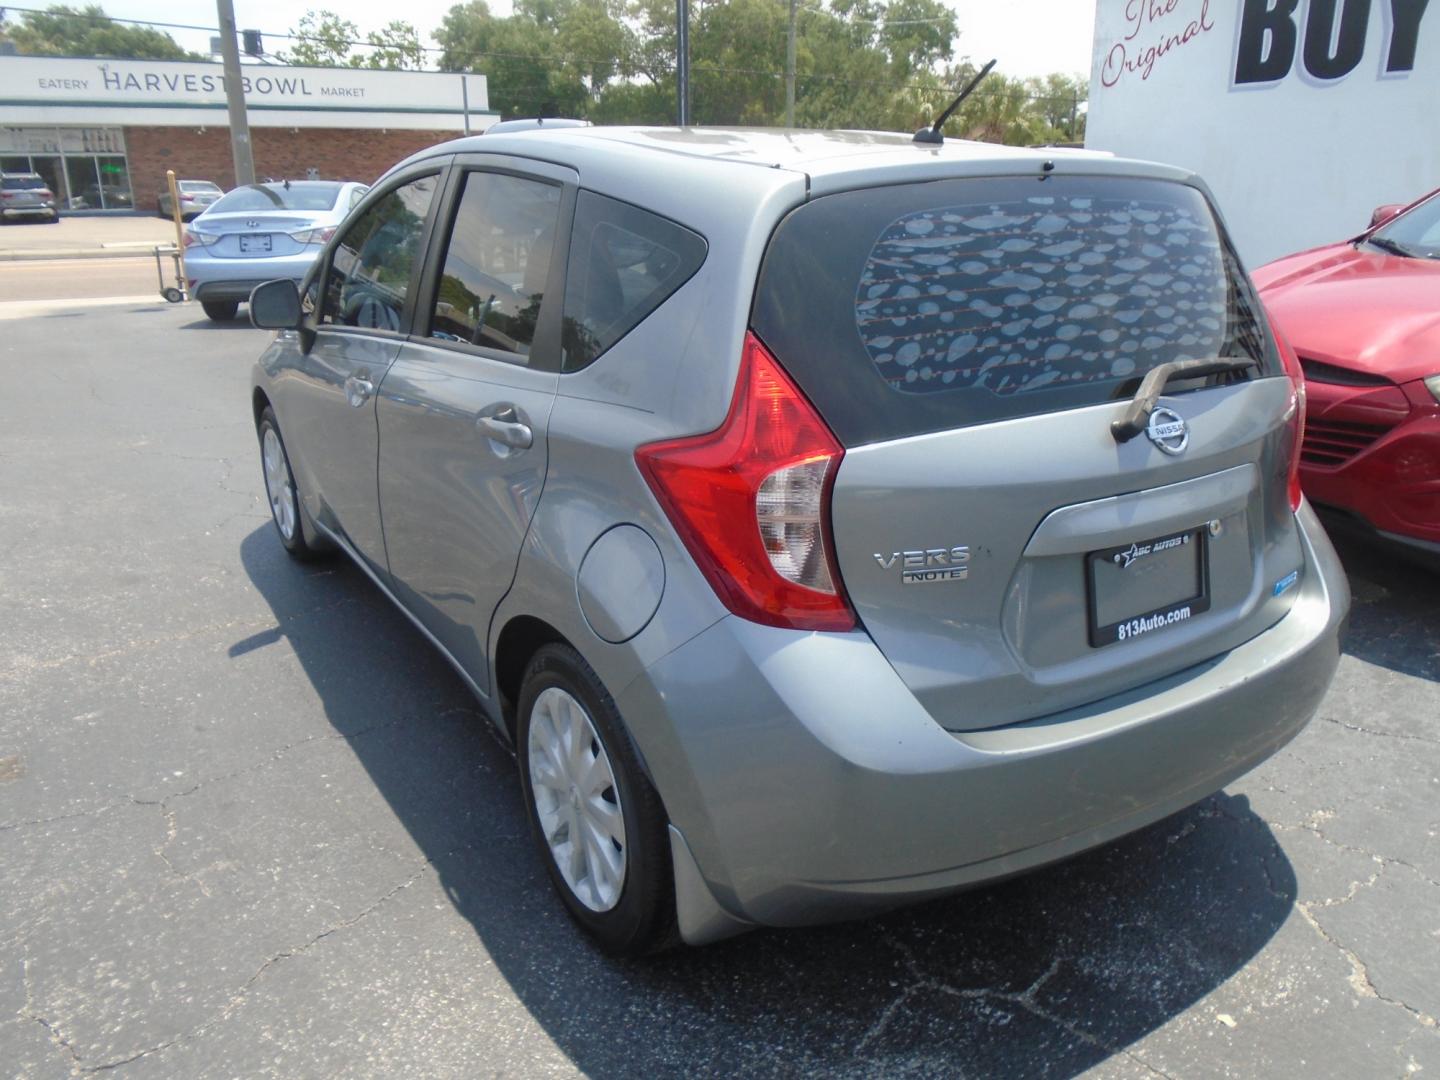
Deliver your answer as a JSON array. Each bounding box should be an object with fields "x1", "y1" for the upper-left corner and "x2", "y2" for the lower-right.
[
  {"x1": 210, "y1": 182, "x2": 342, "y2": 213},
  {"x1": 320, "y1": 175, "x2": 437, "y2": 332},
  {"x1": 562, "y1": 191, "x2": 707, "y2": 371},
  {"x1": 752, "y1": 176, "x2": 1272, "y2": 447},
  {"x1": 428, "y1": 171, "x2": 561, "y2": 358},
  {"x1": 2, "y1": 175, "x2": 45, "y2": 190}
]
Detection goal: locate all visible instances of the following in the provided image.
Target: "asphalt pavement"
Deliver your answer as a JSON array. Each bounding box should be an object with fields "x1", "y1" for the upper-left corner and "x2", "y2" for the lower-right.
[{"x1": 0, "y1": 301, "x2": 1437, "y2": 1079}]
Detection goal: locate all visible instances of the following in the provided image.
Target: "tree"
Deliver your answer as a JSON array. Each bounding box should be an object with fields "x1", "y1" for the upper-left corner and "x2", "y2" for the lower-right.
[
  {"x1": 431, "y1": 0, "x2": 1081, "y2": 144},
  {"x1": 0, "y1": 4, "x2": 199, "y2": 60},
  {"x1": 283, "y1": 9, "x2": 424, "y2": 70}
]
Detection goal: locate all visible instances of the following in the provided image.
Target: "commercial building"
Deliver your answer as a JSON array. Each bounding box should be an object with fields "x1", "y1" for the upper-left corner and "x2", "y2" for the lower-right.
[
  {"x1": 0, "y1": 55, "x2": 495, "y2": 212},
  {"x1": 1085, "y1": 0, "x2": 1438, "y2": 265}
]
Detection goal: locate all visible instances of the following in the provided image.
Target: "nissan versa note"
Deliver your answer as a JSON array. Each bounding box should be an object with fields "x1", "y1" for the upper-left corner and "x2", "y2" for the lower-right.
[{"x1": 246, "y1": 127, "x2": 1349, "y2": 955}]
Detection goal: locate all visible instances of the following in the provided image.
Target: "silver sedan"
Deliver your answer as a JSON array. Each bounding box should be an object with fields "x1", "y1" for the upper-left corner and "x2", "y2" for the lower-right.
[
  {"x1": 184, "y1": 180, "x2": 369, "y2": 321},
  {"x1": 157, "y1": 179, "x2": 224, "y2": 219}
]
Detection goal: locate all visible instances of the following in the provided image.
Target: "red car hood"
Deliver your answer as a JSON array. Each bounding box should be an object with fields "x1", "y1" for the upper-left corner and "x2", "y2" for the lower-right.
[{"x1": 1254, "y1": 243, "x2": 1440, "y2": 386}]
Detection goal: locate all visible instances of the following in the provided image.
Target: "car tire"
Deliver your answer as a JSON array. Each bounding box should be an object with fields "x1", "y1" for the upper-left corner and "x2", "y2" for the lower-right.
[
  {"x1": 202, "y1": 300, "x2": 239, "y2": 322},
  {"x1": 257, "y1": 407, "x2": 325, "y2": 560},
  {"x1": 516, "y1": 643, "x2": 678, "y2": 956}
]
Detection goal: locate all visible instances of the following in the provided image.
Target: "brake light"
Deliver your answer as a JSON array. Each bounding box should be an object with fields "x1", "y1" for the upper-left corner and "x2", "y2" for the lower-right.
[
  {"x1": 289, "y1": 226, "x2": 336, "y2": 245},
  {"x1": 182, "y1": 230, "x2": 217, "y2": 248},
  {"x1": 636, "y1": 331, "x2": 855, "y2": 632},
  {"x1": 1273, "y1": 324, "x2": 1307, "y2": 512}
]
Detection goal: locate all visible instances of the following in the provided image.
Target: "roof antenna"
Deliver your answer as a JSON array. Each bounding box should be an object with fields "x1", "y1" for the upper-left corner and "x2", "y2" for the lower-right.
[{"x1": 913, "y1": 59, "x2": 997, "y2": 145}]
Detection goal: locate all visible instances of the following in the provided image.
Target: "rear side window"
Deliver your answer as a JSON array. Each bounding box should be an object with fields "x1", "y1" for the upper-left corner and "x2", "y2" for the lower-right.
[
  {"x1": 752, "y1": 176, "x2": 1272, "y2": 446},
  {"x1": 562, "y1": 190, "x2": 707, "y2": 371}
]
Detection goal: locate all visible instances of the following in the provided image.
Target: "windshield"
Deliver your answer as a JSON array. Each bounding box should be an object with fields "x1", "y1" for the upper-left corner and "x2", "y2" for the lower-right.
[
  {"x1": 209, "y1": 183, "x2": 342, "y2": 213},
  {"x1": 180, "y1": 181, "x2": 222, "y2": 193},
  {"x1": 2, "y1": 176, "x2": 46, "y2": 191},
  {"x1": 1371, "y1": 192, "x2": 1440, "y2": 258}
]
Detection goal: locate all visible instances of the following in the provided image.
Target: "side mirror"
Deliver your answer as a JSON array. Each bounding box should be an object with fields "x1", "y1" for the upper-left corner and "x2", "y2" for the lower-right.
[
  {"x1": 1369, "y1": 203, "x2": 1405, "y2": 230},
  {"x1": 249, "y1": 279, "x2": 302, "y2": 330}
]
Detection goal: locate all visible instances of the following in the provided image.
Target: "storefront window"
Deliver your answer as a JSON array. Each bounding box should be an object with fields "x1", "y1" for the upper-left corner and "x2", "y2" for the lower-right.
[{"x1": 0, "y1": 127, "x2": 132, "y2": 212}]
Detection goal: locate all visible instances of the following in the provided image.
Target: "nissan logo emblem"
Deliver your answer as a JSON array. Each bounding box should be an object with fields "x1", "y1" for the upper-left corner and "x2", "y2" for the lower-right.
[{"x1": 1147, "y1": 407, "x2": 1190, "y2": 456}]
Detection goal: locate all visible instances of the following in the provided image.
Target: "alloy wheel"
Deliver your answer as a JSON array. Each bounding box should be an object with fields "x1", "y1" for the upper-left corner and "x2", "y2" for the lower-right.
[{"x1": 527, "y1": 686, "x2": 628, "y2": 912}]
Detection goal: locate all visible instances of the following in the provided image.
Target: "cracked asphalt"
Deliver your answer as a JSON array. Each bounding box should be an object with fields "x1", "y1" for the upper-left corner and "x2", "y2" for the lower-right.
[{"x1": 1, "y1": 301, "x2": 1437, "y2": 1079}]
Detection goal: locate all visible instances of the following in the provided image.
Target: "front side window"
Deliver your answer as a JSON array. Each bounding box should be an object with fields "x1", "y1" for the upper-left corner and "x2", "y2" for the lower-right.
[
  {"x1": 428, "y1": 171, "x2": 562, "y2": 358},
  {"x1": 320, "y1": 174, "x2": 437, "y2": 332},
  {"x1": 562, "y1": 190, "x2": 707, "y2": 371}
]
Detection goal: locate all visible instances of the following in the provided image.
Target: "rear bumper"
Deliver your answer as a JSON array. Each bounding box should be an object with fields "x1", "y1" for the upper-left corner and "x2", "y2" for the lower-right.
[
  {"x1": 186, "y1": 250, "x2": 320, "y2": 301},
  {"x1": 2, "y1": 204, "x2": 58, "y2": 219},
  {"x1": 620, "y1": 502, "x2": 1348, "y2": 938}
]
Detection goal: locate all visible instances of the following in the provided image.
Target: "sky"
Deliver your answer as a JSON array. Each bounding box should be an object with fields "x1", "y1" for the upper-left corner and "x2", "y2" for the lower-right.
[{"x1": 92, "y1": 0, "x2": 1098, "y2": 80}]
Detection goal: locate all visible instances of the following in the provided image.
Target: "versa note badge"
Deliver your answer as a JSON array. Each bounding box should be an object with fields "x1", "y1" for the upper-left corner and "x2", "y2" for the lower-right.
[
  {"x1": 1147, "y1": 407, "x2": 1189, "y2": 456},
  {"x1": 875, "y1": 546, "x2": 971, "y2": 584}
]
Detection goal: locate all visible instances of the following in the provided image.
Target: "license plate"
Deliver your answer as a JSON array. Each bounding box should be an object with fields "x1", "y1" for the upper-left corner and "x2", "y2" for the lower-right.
[
  {"x1": 1086, "y1": 528, "x2": 1211, "y2": 647},
  {"x1": 239, "y1": 234, "x2": 272, "y2": 253}
]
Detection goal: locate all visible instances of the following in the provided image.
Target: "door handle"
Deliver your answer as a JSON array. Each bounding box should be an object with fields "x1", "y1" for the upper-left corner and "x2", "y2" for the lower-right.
[
  {"x1": 345, "y1": 375, "x2": 375, "y2": 408},
  {"x1": 476, "y1": 415, "x2": 534, "y2": 450}
]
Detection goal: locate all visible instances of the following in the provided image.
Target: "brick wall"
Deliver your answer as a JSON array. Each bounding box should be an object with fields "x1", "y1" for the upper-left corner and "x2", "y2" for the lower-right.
[{"x1": 124, "y1": 126, "x2": 459, "y2": 209}]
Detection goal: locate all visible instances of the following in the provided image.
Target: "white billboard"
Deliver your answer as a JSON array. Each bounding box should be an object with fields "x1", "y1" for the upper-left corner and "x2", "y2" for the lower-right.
[
  {"x1": 1085, "y1": 0, "x2": 1440, "y2": 266},
  {"x1": 0, "y1": 56, "x2": 491, "y2": 131}
]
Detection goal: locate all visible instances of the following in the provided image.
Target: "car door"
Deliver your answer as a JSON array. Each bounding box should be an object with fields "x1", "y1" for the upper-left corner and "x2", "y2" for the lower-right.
[
  {"x1": 282, "y1": 165, "x2": 443, "y2": 575},
  {"x1": 377, "y1": 157, "x2": 576, "y2": 694}
]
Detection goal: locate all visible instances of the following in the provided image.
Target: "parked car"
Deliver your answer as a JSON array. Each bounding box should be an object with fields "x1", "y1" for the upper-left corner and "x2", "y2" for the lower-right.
[
  {"x1": 0, "y1": 172, "x2": 59, "y2": 223},
  {"x1": 157, "y1": 179, "x2": 222, "y2": 219},
  {"x1": 1254, "y1": 187, "x2": 1440, "y2": 562},
  {"x1": 246, "y1": 128, "x2": 1349, "y2": 955},
  {"x1": 183, "y1": 180, "x2": 369, "y2": 321}
]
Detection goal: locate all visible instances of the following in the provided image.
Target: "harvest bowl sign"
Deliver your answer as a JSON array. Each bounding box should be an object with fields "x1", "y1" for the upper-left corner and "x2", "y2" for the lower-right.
[{"x1": 1, "y1": 55, "x2": 488, "y2": 124}]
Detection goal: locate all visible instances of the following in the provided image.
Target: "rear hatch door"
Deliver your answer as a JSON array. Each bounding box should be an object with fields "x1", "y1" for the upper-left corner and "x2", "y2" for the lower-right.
[{"x1": 752, "y1": 173, "x2": 1306, "y2": 732}]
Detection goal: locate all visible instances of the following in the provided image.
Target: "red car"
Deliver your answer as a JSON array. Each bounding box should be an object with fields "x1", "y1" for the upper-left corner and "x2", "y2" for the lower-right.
[{"x1": 1254, "y1": 189, "x2": 1440, "y2": 560}]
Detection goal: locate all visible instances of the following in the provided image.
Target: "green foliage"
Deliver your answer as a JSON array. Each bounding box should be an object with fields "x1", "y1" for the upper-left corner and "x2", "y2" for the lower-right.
[
  {"x1": 433, "y1": 0, "x2": 1085, "y2": 144},
  {"x1": 283, "y1": 9, "x2": 425, "y2": 70},
  {"x1": 0, "y1": 4, "x2": 200, "y2": 60}
]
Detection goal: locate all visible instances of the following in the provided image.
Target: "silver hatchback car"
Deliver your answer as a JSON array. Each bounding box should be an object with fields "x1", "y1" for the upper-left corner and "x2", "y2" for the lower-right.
[
  {"x1": 184, "y1": 180, "x2": 368, "y2": 322},
  {"x1": 247, "y1": 127, "x2": 1349, "y2": 955}
]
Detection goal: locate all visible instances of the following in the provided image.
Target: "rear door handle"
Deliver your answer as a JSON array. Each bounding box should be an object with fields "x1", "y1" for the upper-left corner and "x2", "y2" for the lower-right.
[
  {"x1": 345, "y1": 375, "x2": 375, "y2": 408},
  {"x1": 476, "y1": 415, "x2": 533, "y2": 450}
]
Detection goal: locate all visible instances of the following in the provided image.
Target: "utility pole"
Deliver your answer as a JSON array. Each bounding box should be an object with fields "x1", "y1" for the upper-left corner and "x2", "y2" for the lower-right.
[
  {"x1": 216, "y1": 0, "x2": 255, "y2": 186},
  {"x1": 785, "y1": 0, "x2": 796, "y2": 128},
  {"x1": 676, "y1": 0, "x2": 690, "y2": 126}
]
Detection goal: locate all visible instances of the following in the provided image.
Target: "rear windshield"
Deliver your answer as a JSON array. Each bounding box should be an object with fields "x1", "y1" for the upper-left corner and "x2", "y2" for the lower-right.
[
  {"x1": 752, "y1": 175, "x2": 1273, "y2": 446},
  {"x1": 180, "y1": 181, "x2": 221, "y2": 193},
  {"x1": 2, "y1": 176, "x2": 46, "y2": 191},
  {"x1": 209, "y1": 183, "x2": 342, "y2": 213}
]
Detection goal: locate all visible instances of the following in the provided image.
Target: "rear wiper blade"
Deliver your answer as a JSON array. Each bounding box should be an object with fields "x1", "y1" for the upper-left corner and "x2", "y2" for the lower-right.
[
  {"x1": 1111, "y1": 357, "x2": 1259, "y2": 444},
  {"x1": 1365, "y1": 235, "x2": 1414, "y2": 258}
]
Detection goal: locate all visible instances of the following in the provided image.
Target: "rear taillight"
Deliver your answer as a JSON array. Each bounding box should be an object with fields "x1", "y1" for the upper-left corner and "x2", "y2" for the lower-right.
[
  {"x1": 1273, "y1": 324, "x2": 1307, "y2": 512},
  {"x1": 636, "y1": 331, "x2": 855, "y2": 632},
  {"x1": 182, "y1": 230, "x2": 217, "y2": 248},
  {"x1": 289, "y1": 226, "x2": 336, "y2": 245}
]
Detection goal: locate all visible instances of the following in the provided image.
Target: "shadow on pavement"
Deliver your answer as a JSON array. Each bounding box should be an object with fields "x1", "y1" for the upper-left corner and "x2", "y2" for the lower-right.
[
  {"x1": 176, "y1": 316, "x2": 262, "y2": 331},
  {"x1": 1321, "y1": 512, "x2": 1440, "y2": 683},
  {"x1": 235, "y1": 523, "x2": 1297, "y2": 1078}
]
